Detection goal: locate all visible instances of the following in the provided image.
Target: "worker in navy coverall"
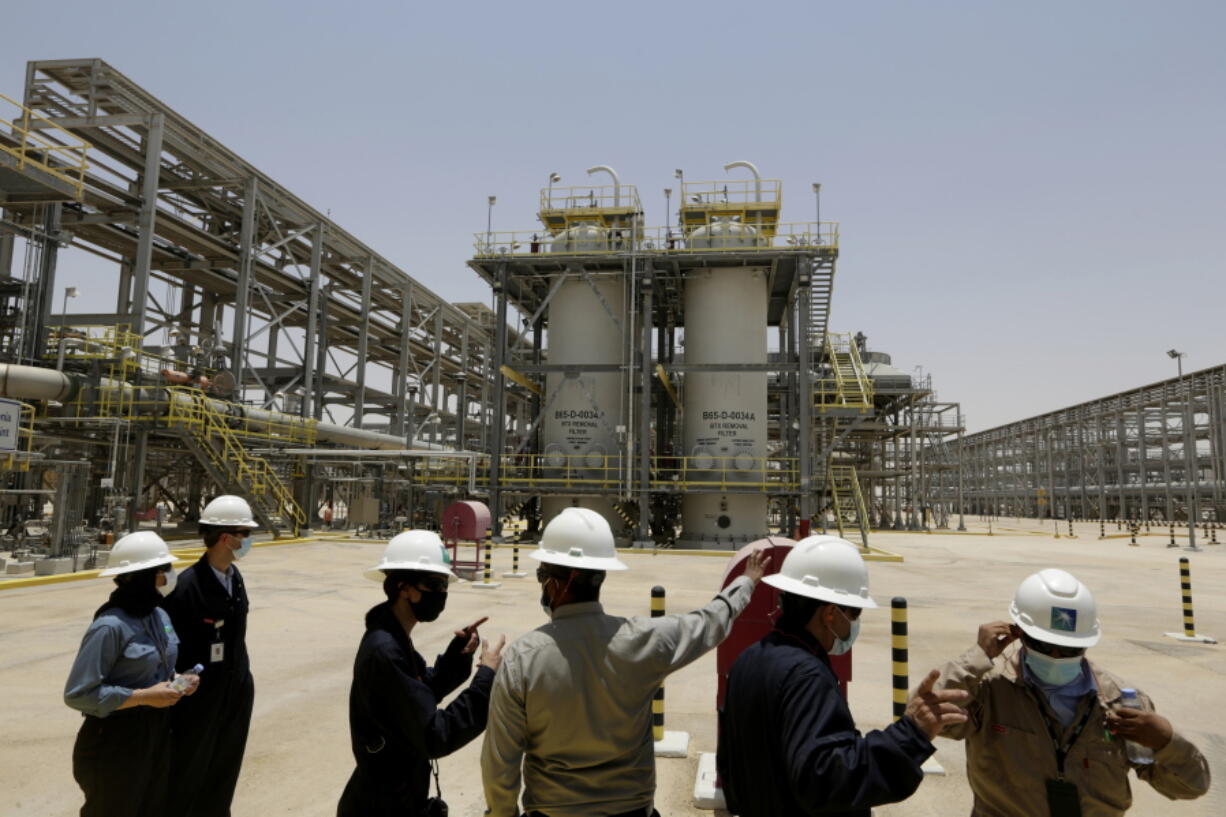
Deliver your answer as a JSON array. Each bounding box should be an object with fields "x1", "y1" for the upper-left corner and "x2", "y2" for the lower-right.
[
  {"x1": 338, "y1": 530, "x2": 505, "y2": 817},
  {"x1": 719, "y1": 536, "x2": 969, "y2": 816}
]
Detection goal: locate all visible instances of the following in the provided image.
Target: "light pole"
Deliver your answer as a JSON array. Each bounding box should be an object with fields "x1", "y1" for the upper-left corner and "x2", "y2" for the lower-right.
[
  {"x1": 1168, "y1": 349, "x2": 1199, "y2": 549},
  {"x1": 61, "y1": 285, "x2": 78, "y2": 318},
  {"x1": 547, "y1": 173, "x2": 560, "y2": 206},
  {"x1": 812, "y1": 183, "x2": 822, "y2": 244},
  {"x1": 486, "y1": 195, "x2": 496, "y2": 253}
]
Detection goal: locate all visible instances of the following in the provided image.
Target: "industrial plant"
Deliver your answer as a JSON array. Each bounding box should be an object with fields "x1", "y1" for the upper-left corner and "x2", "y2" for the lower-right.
[{"x1": 0, "y1": 57, "x2": 1221, "y2": 577}]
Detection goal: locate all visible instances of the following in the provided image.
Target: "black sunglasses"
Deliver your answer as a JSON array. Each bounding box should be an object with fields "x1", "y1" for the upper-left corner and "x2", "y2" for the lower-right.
[
  {"x1": 1022, "y1": 633, "x2": 1085, "y2": 659},
  {"x1": 415, "y1": 577, "x2": 449, "y2": 593}
]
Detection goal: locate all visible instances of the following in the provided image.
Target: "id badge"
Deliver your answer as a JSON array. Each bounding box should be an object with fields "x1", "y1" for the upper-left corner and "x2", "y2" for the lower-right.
[
  {"x1": 210, "y1": 642, "x2": 225, "y2": 663},
  {"x1": 1045, "y1": 778, "x2": 1082, "y2": 817}
]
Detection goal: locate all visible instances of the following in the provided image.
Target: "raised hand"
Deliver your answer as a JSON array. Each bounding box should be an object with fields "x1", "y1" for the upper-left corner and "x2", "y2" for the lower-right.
[
  {"x1": 977, "y1": 621, "x2": 1019, "y2": 660},
  {"x1": 904, "y1": 669, "x2": 970, "y2": 740},
  {"x1": 743, "y1": 548, "x2": 772, "y2": 585},
  {"x1": 455, "y1": 617, "x2": 490, "y2": 655},
  {"x1": 479, "y1": 634, "x2": 507, "y2": 672}
]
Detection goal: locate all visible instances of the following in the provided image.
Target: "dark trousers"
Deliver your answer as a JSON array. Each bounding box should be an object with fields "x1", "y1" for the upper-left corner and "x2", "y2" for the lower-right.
[
  {"x1": 170, "y1": 671, "x2": 255, "y2": 817},
  {"x1": 524, "y1": 804, "x2": 662, "y2": 809},
  {"x1": 73, "y1": 708, "x2": 171, "y2": 817}
]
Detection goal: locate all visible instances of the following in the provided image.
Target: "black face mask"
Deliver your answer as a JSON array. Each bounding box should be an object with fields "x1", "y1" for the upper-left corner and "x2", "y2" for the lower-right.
[{"x1": 410, "y1": 589, "x2": 447, "y2": 622}]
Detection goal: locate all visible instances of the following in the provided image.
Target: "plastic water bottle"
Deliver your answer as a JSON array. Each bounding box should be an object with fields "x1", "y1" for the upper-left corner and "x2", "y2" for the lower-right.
[
  {"x1": 1119, "y1": 689, "x2": 1153, "y2": 765},
  {"x1": 171, "y1": 663, "x2": 204, "y2": 693}
]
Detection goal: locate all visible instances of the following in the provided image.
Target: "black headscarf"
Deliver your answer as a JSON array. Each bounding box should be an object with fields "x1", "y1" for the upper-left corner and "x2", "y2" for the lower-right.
[{"x1": 93, "y1": 566, "x2": 163, "y2": 620}]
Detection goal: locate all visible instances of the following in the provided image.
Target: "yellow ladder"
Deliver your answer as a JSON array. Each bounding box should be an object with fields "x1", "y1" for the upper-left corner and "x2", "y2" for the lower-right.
[{"x1": 828, "y1": 464, "x2": 870, "y2": 548}]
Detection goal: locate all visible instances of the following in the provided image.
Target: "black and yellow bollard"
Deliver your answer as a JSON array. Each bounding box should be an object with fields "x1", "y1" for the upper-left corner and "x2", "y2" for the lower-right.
[
  {"x1": 892, "y1": 598, "x2": 908, "y2": 722},
  {"x1": 1067, "y1": 518, "x2": 1075, "y2": 538},
  {"x1": 1211, "y1": 523, "x2": 1219, "y2": 545},
  {"x1": 1129, "y1": 524, "x2": 1138, "y2": 546},
  {"x1": 502, "y1": 542, "x2": 528, "y2": 578},
  {"x1": 472, "y1": 529, "x2": 502, "y2": 589},
  {"x1": 1099, "y1": 520, "x2": 1106, "y2": 539},
  {"x1": 650, "y1": 586, "x2": 690, "y2": 755},
  {"x1": 652, "y1": 586, "x2": 666, "y2": 741},
  {"x1": 1164, "y1": 558, "x2": 1217, "y2": 643},
  {"x1": 1168, "y1": 522, "x2": 1178, "y2": 548}
]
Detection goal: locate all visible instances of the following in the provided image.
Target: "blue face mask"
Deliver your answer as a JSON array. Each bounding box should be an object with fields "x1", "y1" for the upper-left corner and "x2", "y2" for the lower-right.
[
  {"x1": 1023, "y1": 647, "x2": 1084, "y2": 687},
  {"x1": 827, "y1": 608, "x2": 860, "y2": 656},
  {"x1": 234, "y1": 534, "x2": 253, "y2": 560}
]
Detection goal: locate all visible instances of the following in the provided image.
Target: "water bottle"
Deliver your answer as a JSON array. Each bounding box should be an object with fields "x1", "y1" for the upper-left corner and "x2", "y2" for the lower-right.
[
  {"x1": 1119, "y1": 689, "x2": 1153, "y2": 765},
  {"x1": 171, "y1": 663, "x2": 204, "y2": 693}
]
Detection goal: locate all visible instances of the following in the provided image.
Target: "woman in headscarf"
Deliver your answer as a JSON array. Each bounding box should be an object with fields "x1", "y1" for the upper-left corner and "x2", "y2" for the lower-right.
[{"x1": 64, "y1": 530, "x2": 199, "y2": 816}]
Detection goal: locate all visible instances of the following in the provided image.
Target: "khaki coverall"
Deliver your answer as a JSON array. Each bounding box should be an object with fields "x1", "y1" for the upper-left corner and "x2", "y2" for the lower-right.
[{"x1": 933, "y1": 641, "x2": 1209, "y2": 816}]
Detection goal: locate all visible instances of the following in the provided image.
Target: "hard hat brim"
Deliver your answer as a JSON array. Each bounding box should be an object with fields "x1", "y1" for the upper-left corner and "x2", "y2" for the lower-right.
[
  {"x1": 363, "y1": 563, "x2": 459, "y2": 584},
  {"x1": 763, "y1": 573, "x2": 878, "y2": 609},
  {"x1": 99, "y1": 553, "x2": 176, "y2": 577},
  {"x1": 528, "y1": 549, "x2": 628, "y2": 572}
]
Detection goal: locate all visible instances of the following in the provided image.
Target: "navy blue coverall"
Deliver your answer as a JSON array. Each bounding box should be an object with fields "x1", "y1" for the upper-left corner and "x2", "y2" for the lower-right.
[
  {"x1": 162, "y1": 553, "x2": 255, "y2": 817},
  {"x1": 718, "y1": 627, "x2": 934, "y2": 817},
  {"x1": 338, "y1": 602, "x2": 495, "y2": 817}
]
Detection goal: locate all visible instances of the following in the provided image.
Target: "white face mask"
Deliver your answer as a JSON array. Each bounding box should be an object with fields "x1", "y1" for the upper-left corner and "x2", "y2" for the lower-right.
[
  {"x1": 158, "y1": 566, "x2": 177, "y2": 597},
  {"x1": 234, "y1": 534, "x2": 252, "y2": 560},
  {"x1": 1024, "y1": 647, "x2": 1084, "y2": 687},
  {"x1": 827, "y1": 607, "x2": 860, "y2": 655}
]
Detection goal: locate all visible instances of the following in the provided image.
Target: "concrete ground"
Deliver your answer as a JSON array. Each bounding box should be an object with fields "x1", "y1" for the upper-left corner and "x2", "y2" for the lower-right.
[{"x1": 0, "y1": 519, "x2": 1221, "y2": 816}]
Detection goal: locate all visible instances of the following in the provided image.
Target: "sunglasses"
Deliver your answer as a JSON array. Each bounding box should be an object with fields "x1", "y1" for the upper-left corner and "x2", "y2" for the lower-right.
[
  {"x1": 838, "y1": 605, "x2": 863, "y2": 621},
  {"x1": 416, "y1": 578, "x2": 449, "y2": 593},
  {"x1": 1022, "y1": 633, "x2": 1085, "y2": 659}
]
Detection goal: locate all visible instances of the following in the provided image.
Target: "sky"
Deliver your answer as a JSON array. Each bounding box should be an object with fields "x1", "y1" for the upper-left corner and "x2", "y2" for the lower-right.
[{"x1": 3, "y1": 0, "x2": 1224, "y2": 433}]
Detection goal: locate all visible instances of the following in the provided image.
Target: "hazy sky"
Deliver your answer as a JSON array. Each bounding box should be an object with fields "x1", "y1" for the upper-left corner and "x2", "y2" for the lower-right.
[{"x1": 4, "y1": 0, "x2": 1223, "y2": 433}]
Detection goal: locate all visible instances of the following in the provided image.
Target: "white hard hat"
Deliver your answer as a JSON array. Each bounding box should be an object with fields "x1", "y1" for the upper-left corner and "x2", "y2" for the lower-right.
[
  {"x1": 763, "y1": 535, "x2": 878, "y2": 609},
  {"x1": 100, "y1": 531, "x2": 175, "y2": 577},
  {"x1": 1010, "y1": 568, "x2": 1100, "y2": 648},
  {"x1": 530, "y1": 507, "x2": 627, "y2": 571},
  {"x1": 200, "y1": 495, "x2": 259, "y2": 528},
  {"x1": 364, "y1": 530, "x2": 458, "y2": 583}
]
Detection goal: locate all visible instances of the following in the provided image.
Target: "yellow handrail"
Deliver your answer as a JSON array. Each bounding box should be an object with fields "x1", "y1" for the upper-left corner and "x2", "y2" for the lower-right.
[{"x1": 0, "y1": 92, "x2": 90, "y2": 200}]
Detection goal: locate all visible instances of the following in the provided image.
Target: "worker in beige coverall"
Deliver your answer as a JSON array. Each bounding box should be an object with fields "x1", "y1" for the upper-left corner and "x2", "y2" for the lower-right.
[
  {"x1": 481, "y1": 507, "x2": 768, "y2": 817},
  {"x1": 932, "y1": 568, "x2": 1210, "y2": 816}
]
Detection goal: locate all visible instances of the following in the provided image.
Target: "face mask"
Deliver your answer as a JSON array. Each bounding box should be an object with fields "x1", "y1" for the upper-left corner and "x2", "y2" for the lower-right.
[
  {"x1": 409, "y1": 589, "x2": 447, "y2": 623},
  {"x1": 1024, "y1": 647, "x2": 1084, "y2": 687},
  {"x1": 234, "y1": 534, "x2": 253, "y2": 560},
  {"x1": 539, "y1": 574, "x2": 574, "y2": 620},
  {"x1": 827, "y1": 608, "x2": 860, "y2": 656},
  {"x1": 158, "y1": 567, "x2": 177, "y2": 597}
]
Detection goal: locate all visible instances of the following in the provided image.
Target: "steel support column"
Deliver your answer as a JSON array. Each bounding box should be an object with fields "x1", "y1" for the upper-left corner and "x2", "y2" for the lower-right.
[
  {"x1": 487, "y1": 264, "x2": 509, "y2": 538},
  {"x1": 354, "y1": 257, "x2": 374, "y2": 427},
  {"x1": 231, "y1": 175, "x2": 258, "y2": 386},
  {"x1": 637, "y1": 272, "x2": 653, "y2": 543},
  {"x1": 129, "y1": 114, "x2": 164, "y2": 337}
]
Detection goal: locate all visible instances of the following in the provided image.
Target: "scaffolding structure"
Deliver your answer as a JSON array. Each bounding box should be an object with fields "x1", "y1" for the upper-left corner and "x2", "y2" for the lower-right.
[{"x1": 950, "y1": 364, "x2": 1226, "y2": 527}]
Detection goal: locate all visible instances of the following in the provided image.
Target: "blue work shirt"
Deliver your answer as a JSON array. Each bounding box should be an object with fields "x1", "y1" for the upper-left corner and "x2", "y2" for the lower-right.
[{"x1": 64, "y1": 606, "x2": 179, "y2": 718}]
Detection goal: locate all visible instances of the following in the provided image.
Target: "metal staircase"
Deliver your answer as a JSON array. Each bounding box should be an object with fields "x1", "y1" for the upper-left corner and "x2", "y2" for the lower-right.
[
  {"x1": 828, "y1": 464, "x2": 870, "y2": 548},
  {"x1": 168, "y1": 391, "x2": 305, "y2": 537},
  {"x1": 816, "y1": 333, "x2": 874, "y2": 414}
]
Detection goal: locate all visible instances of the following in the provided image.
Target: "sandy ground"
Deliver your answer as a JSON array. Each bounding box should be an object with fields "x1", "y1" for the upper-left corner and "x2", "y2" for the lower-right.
[{"x1": 0, "y1": 519, "x2": 1222, "y2": 816}]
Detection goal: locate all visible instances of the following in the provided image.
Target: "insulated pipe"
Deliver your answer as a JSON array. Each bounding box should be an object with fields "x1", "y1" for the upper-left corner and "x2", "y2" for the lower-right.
[
  {"x1": 0, "y1": 363, "x2": 416, "y2": 451},
  {"x1": 0, "y1": 363, "x2": 78, "y2": 402},
  {"x1": 585, "y1": 165, "x2": 621, "y2": 207},
  {"x1": 724, "y1": 160, "x2": 762, "y2": 202}
]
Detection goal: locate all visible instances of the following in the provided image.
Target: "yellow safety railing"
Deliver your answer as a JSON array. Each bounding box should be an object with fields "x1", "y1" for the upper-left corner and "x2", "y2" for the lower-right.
[
  {"x1": 0, "y1": 93, "x2": 89, "y2": 200},
  {"x1": 539, "y1": 184, "x2": 644, "y2": 215},
  {"x1": 0, "y1": 401, "x2": 36, "y2": 471},
  {"x1": 679, "y1": 178, "x2": 783, "y2": 208},
  {"x1": 401, "y1": 452, "x2": 802, "y2": 492},
  {"x1": 472, "y1": 222, "x2": 838, "y2": 258},
  {"x1": 816, "y1": 332, "x2": 874, "y2": 413}
]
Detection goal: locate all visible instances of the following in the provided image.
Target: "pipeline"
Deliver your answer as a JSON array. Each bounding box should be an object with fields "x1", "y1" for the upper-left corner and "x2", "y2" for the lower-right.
[{"x1": 0, "y1": 362, "x2": 413, "y2": 451}]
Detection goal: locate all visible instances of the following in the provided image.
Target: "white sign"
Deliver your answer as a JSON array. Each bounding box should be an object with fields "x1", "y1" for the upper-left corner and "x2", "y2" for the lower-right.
[{"x1": 0, "y1": 399, "x2": 20, "y2": 453}]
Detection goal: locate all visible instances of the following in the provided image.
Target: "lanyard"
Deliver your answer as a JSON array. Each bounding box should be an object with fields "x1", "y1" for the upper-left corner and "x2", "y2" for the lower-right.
[
  {"x1": 1033, "y1": 690, "x2": 1097, "y2": 777},
  {"x1": 141, "y1": 614, "x2": 174, "y2": 681}
]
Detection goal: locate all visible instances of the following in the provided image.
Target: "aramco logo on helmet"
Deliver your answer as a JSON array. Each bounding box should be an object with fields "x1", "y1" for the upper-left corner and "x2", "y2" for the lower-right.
[
  {"x1": 1050, "y1": 607, "x2": 1077, "y2": 632},
  {"x1": 439, "y1": 545, "x2": 451, "y2": 565}
]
